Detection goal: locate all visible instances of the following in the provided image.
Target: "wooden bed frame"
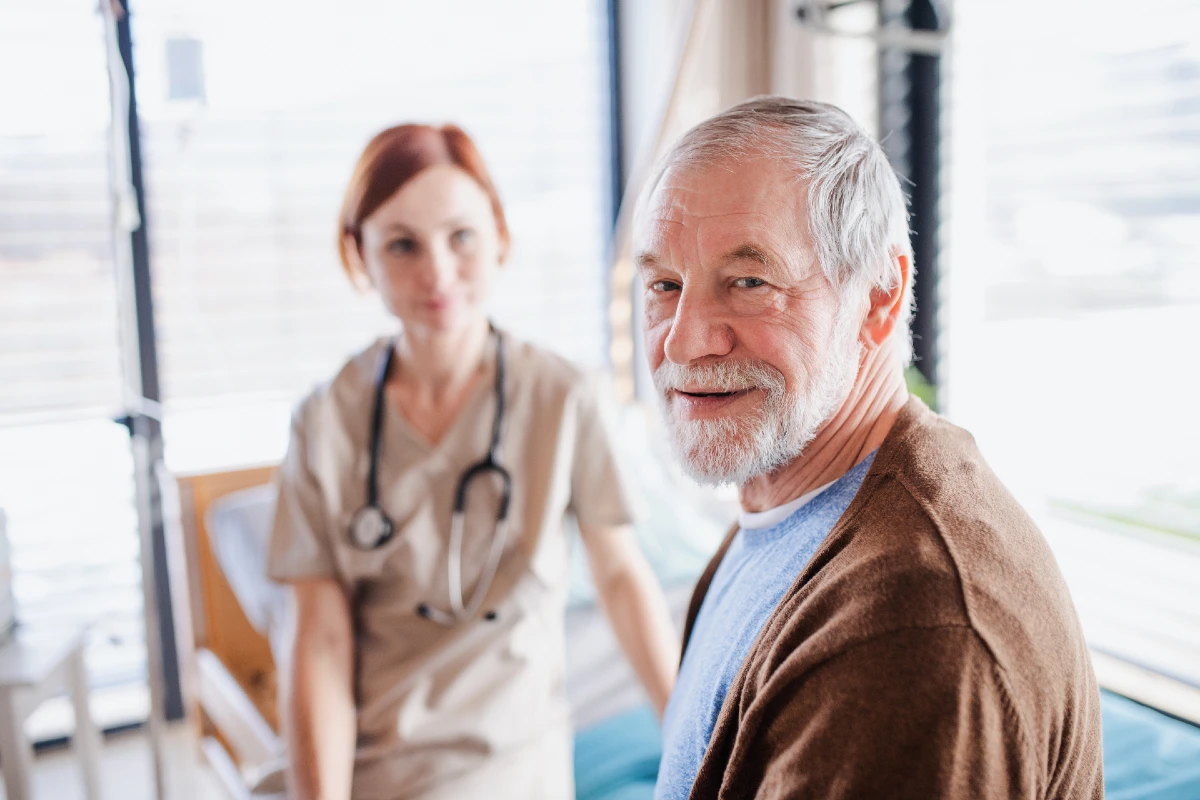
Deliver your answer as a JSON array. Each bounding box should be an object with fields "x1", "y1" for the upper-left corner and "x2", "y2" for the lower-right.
[{"x1": 174, "y1": 465, "x2": 283, "y2": 799}]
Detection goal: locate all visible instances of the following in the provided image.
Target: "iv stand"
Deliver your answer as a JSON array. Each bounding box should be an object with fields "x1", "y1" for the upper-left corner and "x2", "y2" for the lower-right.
[{"x1": 100, "y1": 1, "x2": 171, "y2": 797}]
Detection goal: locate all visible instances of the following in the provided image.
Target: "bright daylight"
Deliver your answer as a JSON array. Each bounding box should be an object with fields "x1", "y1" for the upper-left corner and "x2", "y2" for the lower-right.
[{"x1": 1, "y1": 1, "x2": 1198, "y2": 799}]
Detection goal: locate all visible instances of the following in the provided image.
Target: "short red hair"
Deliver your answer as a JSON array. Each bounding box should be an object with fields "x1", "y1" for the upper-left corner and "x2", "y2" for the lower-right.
[{"x1": 337, "y1": 124, "x2": 510, "y2": 283}]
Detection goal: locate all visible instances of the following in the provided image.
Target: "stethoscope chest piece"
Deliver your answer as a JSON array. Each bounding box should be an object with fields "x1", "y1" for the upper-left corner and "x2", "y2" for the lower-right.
[{"x1": 350, "y1": 505, "x2": 394, "y2": 550}]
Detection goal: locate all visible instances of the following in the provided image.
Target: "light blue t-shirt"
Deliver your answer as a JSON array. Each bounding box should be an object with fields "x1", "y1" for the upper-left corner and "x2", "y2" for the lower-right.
[{"x1": 654, "y1": 454, "x2": 876, "y2": 800}]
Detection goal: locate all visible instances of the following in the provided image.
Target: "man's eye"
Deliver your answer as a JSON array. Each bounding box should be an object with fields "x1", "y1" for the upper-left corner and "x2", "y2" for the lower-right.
[
  {"x1": 650, "y1": 280, "x2": 682, "y2": 292},
  {"x1": 450, "y1": 228, "x2": 474, "y2": 246},
  {"x1": 388, "y1": 238, "x2": 417, "y2": 255},
  {"x1": 733, "y1": 277, "x2": 767, "y2": 289}
]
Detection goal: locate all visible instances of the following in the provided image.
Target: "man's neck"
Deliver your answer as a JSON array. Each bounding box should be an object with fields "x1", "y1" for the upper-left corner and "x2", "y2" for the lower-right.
[{"x1": 739, "y1": 341, "x2": 909, "y2": 513}]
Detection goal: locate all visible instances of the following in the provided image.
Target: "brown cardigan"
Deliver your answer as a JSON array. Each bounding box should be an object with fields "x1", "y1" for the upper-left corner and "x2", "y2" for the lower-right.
[{"x1": 680, "y1": 398, "x2": 1104, "y2": 799}]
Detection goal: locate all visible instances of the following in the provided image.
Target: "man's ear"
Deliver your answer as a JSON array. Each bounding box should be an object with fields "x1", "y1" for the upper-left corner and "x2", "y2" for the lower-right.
[
  {"x1": 343, "y1": 233, "x2": 373, "y2": 291},
  {"x1": 862, "y1": 250, "x2": 911, "y2": 347}
]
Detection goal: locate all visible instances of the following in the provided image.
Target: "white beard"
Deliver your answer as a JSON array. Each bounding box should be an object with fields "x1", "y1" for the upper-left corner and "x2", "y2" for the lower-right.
[{"x1": 654, "y1": 320, "x2": 861, "y2": 487}]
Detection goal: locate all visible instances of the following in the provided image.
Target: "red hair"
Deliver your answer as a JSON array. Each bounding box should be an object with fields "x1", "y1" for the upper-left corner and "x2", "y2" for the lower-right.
[{"x1": 337, "y1": 124, "x2": 510, "y2": 283}]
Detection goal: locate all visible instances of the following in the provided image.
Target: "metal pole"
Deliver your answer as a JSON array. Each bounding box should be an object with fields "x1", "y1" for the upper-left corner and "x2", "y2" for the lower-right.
[
  {"x1": 113, "y1": 0, "x2": 185, "y2": 724},
  {"x1": 126, "y1": 430, "x2": 169, "y2": 800},
  {"x1": 101, "y1": 0, "x2": 181, "y2": 796}
]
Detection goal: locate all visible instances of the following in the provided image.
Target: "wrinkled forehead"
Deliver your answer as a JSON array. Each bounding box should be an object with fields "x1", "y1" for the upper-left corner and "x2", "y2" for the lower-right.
[{"x1": 633, "y1": 158, "x2": 811, "y2": 260}]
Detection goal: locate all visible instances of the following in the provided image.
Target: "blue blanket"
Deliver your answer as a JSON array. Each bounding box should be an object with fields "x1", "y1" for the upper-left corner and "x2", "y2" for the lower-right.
[
  {"x1": 574, "y1": 705, "x2": 661, "y2": 800},
  {"x1": 1102, "y1": 690, "x2": 1200, "y2": 799},
  {"x1": 574, "y1": 692, "x2": 1200, "y2": 800}
]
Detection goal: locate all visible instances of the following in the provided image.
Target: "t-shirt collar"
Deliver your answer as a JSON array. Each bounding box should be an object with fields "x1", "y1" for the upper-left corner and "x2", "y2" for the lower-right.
[{"x1": 738, "y1": 479, "x2": 836, "y2": 531}]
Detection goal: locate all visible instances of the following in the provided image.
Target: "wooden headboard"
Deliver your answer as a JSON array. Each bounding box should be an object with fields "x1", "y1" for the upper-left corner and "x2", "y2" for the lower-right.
[{"x1": 175, "y1": 464, "x2": 281, "y2": 748}]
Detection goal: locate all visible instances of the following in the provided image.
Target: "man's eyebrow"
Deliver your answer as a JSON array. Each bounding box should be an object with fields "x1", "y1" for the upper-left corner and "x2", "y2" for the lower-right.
[
  {"x1": 725, "y1": 243, "x2": 775, "y2": 268},
  {"x1": 634, "y1": 251, "x2": 660, "y2": 270}
]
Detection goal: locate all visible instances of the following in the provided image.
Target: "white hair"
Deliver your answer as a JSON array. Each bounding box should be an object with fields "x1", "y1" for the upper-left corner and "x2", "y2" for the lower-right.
[{"x1": 640, "y1": 95, "x2": 914, "y2": 360}]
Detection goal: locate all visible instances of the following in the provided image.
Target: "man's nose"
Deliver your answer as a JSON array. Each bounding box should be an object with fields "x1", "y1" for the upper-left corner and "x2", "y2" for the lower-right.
[{"x1": 662, "y1": 287, "x2": 734, "y2": 365}]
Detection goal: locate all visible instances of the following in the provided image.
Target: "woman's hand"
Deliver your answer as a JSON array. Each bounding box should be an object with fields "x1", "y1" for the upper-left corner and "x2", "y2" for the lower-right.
[
  {"x1": 283, "y1": 578, "x2": 357, "y2": 800},
  {"x1": 579, "y1": 524, "x2": 679, "y2": 718}
]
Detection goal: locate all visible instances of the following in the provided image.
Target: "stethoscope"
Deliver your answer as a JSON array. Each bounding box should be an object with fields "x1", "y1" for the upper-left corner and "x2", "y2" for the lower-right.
[{"x1": 348, "y1": 325, "x2": 512, "y2": 625}]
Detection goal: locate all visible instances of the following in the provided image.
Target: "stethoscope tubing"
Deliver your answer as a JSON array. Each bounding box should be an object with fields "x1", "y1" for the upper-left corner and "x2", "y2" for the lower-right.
[{"x1": 352, "y1": 324, "x2": 511, "y2": 626}]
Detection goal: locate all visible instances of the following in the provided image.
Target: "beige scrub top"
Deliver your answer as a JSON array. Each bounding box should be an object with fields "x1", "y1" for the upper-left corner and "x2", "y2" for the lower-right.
[{"x1": 267, "y1": 331, "x2": 637, "y2": 800}]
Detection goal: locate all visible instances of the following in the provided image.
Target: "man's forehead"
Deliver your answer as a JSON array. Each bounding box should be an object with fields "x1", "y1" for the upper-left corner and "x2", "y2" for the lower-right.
[
  {"x1": 635, "y1": 159, "x2": 807, "y2": 251},
  {"x1": 655, "y1": 159, "x2": 795, "y2": 210}
]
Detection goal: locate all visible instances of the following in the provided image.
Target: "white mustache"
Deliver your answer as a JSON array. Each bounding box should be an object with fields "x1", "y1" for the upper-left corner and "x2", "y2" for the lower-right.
[{"x1": 653, "y1": 359, "x2": 786, "y2": 396}]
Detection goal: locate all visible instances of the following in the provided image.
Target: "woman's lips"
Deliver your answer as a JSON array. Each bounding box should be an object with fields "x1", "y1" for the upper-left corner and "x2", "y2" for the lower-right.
[{"x1": 669, "y1": 388, "x2": 755, "y2": 417}]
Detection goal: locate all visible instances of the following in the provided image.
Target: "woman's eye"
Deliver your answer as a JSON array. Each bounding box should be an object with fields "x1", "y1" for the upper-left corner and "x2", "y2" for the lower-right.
[
  {"x1": 450, "y1": 228, "x2": 475, "y2": 246},
  {"x1": 733, "y1": 277, "x2": 767, "y2": 289},
  {"x1": 650, "y1": 279, "x2": 682, "y2": 293},
  {"x1": 387, "y1": 238, "x2": 417, "y2": 255}
]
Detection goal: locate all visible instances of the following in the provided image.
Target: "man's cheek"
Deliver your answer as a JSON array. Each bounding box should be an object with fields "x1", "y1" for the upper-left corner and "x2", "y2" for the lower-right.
[{"x1": 643, "y1": 312, "x2": 673, "y2": 356}]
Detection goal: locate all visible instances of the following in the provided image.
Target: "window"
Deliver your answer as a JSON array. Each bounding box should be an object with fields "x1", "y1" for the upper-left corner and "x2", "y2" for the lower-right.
[
  {"x1": 129, "y1": 0, "x2": 617, "y2": 474},
  {"x1": 944, "y1": 0, "x2": 1200, "y2": 685},
  {"x1": 1, "y1": 0, "x2": 618, "y2": 736},
  {"x1": 0, "y1": 0, "x2": 149, "y2": 732}
]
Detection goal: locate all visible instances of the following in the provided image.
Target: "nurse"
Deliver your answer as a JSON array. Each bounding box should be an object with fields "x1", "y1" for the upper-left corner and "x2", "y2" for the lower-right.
[{"x1": 266, "y1": 124, "x2": 679, "y2": 800}]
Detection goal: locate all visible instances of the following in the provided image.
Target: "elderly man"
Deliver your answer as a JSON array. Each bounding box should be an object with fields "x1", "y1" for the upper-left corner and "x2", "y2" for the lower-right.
[{"x1": 636, "y1": 96, "x2": 1103, "y2": 799}]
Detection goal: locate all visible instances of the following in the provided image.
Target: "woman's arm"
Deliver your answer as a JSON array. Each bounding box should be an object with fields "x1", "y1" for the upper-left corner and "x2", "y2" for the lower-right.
[
  {"x1": 579, "y1": 523, "x2": 679, "y2": 717},
  {"x1": 282, "y1": 578, "x2": 357, "y2": 800}
]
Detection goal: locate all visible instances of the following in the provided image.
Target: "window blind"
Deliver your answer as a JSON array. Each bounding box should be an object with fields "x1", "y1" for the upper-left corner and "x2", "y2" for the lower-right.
[
  {"x1": 0, "y1": 0, "x2": 618, "y2": 734},
  {"x1": 0, "y1": 3, "x2": 125, "y2": 421},
  {"x1": 0, "y1": 0, "x2": 148, "y2": 725},
  {"x1": 130, "y1": 0, "x2": 616, "y2": 473}
]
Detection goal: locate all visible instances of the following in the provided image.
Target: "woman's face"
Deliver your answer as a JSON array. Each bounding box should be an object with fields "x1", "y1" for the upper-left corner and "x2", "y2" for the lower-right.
[{"x1": 355, "y1": 164, "x2": 504, "y2": 336}]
